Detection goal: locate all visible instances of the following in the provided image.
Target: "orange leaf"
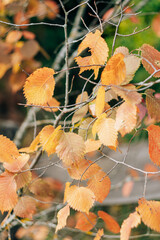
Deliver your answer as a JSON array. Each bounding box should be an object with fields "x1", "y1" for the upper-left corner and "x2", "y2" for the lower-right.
[
  {"x1": 112, "y1": 84, "x2": 142, "y2": 105},
  {"x1": 0, "y1": 172, "x2": 18, "y2": 213},
  {"x1": 141, "y1": 44, "x2": 160, "y2": 78},
  {"x1": 145, "y1": 89, "x2": 160, "y2": 121},
  {"x1": 94, "y1": 228, "x2": 104, "y2": 240},
  {"x1": 15, "y1": 164, "x2": 32, "y2": 189},
  {"x1": 56, "y1": 204, "x2": 70, "y2": 232},
  {"x1": 66, "y1": 185, "x2": 95, "y2": 214},
  {"x1": 0, "y1": 135, "x2": 20, "y2": 164},
  {"x1": 23, "y1": 67, "x2": 55, "y2": 105},
  {"x1": 42, "y1": 97, "x2": 60, "y2": 112},
  {"x1": 98, "y1": 210, "x2": 120, "y2": 233},
  {"x1": 67, "y1": 158, "x2": 101, "y2": 180},
  {"x1": 122, "y1": 180, "x2": 134, "y2": 198},
  {"x1": 144, "y1": 163, "x2": 160, "y2": 177},
  {"x1": 95, "y1": 86, "x2": 105, "y2": 117},
  {"x1": 101, "y1": 53, "x2": 126, "y2": 85},
  {"x1": 85, "y1": 139, "x2": 101, "y2": 153},
  {"x1": 56, "y1": 132, "x2": 85, "y2": 167},
  {"x1": 87, "y1": 171, "x2": 111, "y2": 203},
  {"x1": 120, "y1": 211, "x2": 141, "y2": 240},
  {"x1": 75, "y1": 212, "x2": 97, "y2": 231},
  {"x1": 72, "y1": 92, "x2": 88, "y2": 124},
  {"x1": 115, "y1": 102, "x2": 137, "y2": 136},
  {"x1": 29, "y1": 178, "x2": 54, "y2": 198},
  {"x1": 4, "y1": 153, "x2": 30, "y2": 172},
  {"x1": 14, "y1": 196, "x2": 36, "y2": 219},
  {"x1": 40, "y1": 125, "x2": 62, "y2": 156},
  {"x1": 75, "y1": 30, "x2": 109, "y2": 79},
  {"x1": 92, "y1": 114, "x2": 118, "y2": 148},
  {"x1": 147, "y1": 124, "x2": 160, "y2": 166},
  {"x1": 22, "y1": 30, "x2": 36, "y2": 40},
  {"x1": 137, "y1": 198, "x2": 160, "y2": 232},
  {"x1": 152, "y1": 14, "x2": 160, "y2": 37},
  {"x1": 6, "y1": 30, "x2": 22, "y2": 43}
]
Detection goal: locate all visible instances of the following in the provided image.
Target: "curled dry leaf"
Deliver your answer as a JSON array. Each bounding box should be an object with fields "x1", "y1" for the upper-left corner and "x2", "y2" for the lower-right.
[
  {"x1": 4, "y1": 153, "x2": 30, "y2": 172},
  {"x1": 145, "y1": 89, "x2": 160, "y2": 122},
  {"x1": 95, "y1": 86, "x2": 105, "y2": 117},
  {"x1": 147, "y1": 124, "x2": 160, "y2": 166},
  {"x1": 0, "y1": 172, "x2": 18, "y2": 213},
  {"x1": 92, "y1": 114, "x2": 118, "y2": 148},
  {"x1": 75, "y1": 212, "x2": 97, "y2": 232},
  {"x1": 56, "y1": 132, "x2": 85, "y2": 167},
  {"x1": 23, "y1": 67, "x2": 55, "y2": 105},
  {"x1": 101, "y1": 53, "x2": 126, "y2": 85},
  {"x1": 14, "y1": 196, "x2": 36, "y2": 219},
  {"x1": 115, "y1": 102, "x2": 137, "y2": 137},
  {"x1": 137, "y1": 197, "x2": 160, "y2": 232},
  {"x1": 141, "y1": 44, "x2": 160, "y2": 78},
  {"x1": 112, "y1": 84, "x2": 142, "y2": 105},
  {"x1": 98, "y1": 210, "x2": 120, "y2": 233},
  {"x1": 66, "y1": 185, "x2": 95, "y2": 214},
  {"x1": 120, "y1": 211, "x2": 141, "y2": 240},
  {"x1": 56, "y1": 204, "x2": 70, "y2": 233},
  {"x1": 75, "y1": 30, "x2": 109, "y2": 79},
  {"x1": 94, "y1": 228, "x2": 104, "y2": 240},
  {"x1": 72, "y1": 92, "x2": 88, "y2": 124},
  {"x1": 87, "y1": 171, "x2": 111, "y2": 203},
  {"x1": 67, "y1": 158, "x2": 101, "y2": 180},
  {"x1": 0, "y1": 135, "x2": 20, "y2": 163}
]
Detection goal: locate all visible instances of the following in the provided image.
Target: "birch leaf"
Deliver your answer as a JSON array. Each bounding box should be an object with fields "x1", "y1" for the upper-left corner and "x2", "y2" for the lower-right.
[
  {"x1": 72, "y1": 92, "x2": 88, "y2": 124},
  {"x1": 55, "y1": 204, "x2": 70, "y2": 233},
  {"x1": 145, "y1": 89, "x2": 160, "y2": 121},
  {"x1": 4, "y1": 154, "x2": 30, "y2": 172},
  {"x1": 96, "y1": 86, "x2": 105, "y2": 117},
  {"x1": 14, "y1": 196, "x2": 36, "y2": 219},
  {"x1": 98, "y1": 210, "x2": 120, "y2": 233},
  {"x1": 75, "y1": 212, "x2": 97, "y2": 232}
]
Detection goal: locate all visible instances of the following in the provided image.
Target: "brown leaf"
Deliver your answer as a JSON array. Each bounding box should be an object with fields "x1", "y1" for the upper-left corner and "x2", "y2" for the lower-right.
[
  {"x1": 122, "y1": 180, "x2": 134, "y2": 198},
  {"x1": 6, "y1": 30, "x2": 22, "y2": 43},
  {"x1": 75, "y1": 30, "x2": 109, "y2": 79},
  {"x1": 20, "y1": 40, "x2": 40, "y2": 59}
]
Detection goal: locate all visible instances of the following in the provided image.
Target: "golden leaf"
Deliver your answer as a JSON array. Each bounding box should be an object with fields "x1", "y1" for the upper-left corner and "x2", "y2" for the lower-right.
[
  {"x1": 95, "y1": 86, "x2": 105, "y2": 117},
  {"x1": 94, "y1": 229, "x2": 104, "y2": 240},
  {"x1": 23, "y1": 67, "x2": 55, "y2": 105},
  {"x1": 85, "y1": 139, "x2": 101, "y2": 153},
  {"x1": 56, "y1": 204, "x2": 70, "y2": 232},
  {"x1": 75, "y1": 30, "x2": 109, "y2": 79},
  {"x1": 4, "y1": 153, "x2": 30, "y2": 172}
]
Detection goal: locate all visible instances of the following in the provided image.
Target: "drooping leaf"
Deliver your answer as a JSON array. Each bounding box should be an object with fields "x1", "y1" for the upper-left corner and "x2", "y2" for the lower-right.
[
  {"x1": 137, "y1": 198, "x2": 160, "y2": 232},
  {"x1": 85, "y1": 139, "x2": 101, "y2": 153},
  {"x1": 120, "y1": 211, "x2": 141, "y2": 240},
  {"x1": 94, "y1": 228, "x2": 104, "y2": 240},
  {"x1": 23, "y1": 67, "x2": 55, "y2": 105},
  {"x1": 0, "y1": 135, "x2": 19, "y2": 163},
  {"x1": 14, "y1": 196, "x2": 36, "y2": 219},
  {"x1": 55, "y1": 204, "x2": 70, "y2": 233},
  {"x1": 67, "y1": 158, "x2": 101, "y2": 180},
  {"x1": 66, "y1": 185, "x2": 95, "y2": 214},
  {"x1": 145, "y1": 89, "x2": 160, "y2": 121},
  {"x1": 40, "y1": 125, "x2": 62, "y2": 156},
  {"x1": 87, "y1": 171, "x2": 111, "y2": 203},
  {"x1": 92, "y1": 114, "x2": 118, "y2": 148},
  {"x1": 0, "y1": 172, "x2": 18, "y2": 213},
  {"x1": 147, "y1": 124, "x2": 160, "y2": 166},
  {"x1": 112, "y1": 84, "x2": 142, "y2": 105},
  {"x1": 101, "y1": 53, "x2": 126, "y2": 85},
  {"x1": 141, "y1": 44, "x2": 160, "y2": 78},
  {"x1": 95, "y1": 86, "x2": 105, "y2": 117},
  {"x1": 98, "y1": 210, "x2": 120, "y2": 233},
  {"x1": 72, "y1": 92, "x2": 88, "y2": 124},
  {"x1": 75, "y1": 30, "x2": 109, "y2": 79},
  {"x1": 75, "y1": 212, "x2": 97, "y2": 232},
  {"x1": 115, "y1": 102, "x2": 137, "y2": 137},
  {"x1": 4, "y1": 153, "x2": 30, "y2": 172},
  {"x1": 56, "y1": 132, "x2": 85, "y2": 167}
]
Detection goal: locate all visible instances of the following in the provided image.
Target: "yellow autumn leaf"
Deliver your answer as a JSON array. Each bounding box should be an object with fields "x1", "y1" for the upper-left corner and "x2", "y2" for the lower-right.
[
  {"x1": 55, "y1": 204, "x2": 70, "y2": 233},
  {"x1": 95, "y1": 86, "x2": 105, "y2": 117}
]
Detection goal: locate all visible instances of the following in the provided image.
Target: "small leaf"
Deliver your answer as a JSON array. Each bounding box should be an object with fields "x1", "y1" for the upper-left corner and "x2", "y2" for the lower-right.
[
  {"x1": 122, "y1": 180, "x2": 134, "y2": 198},
  {"x1": 137, "y1": 198, "x2": 160, "y2": 232},
  {"x1": 42, "y1": 97, "x2": 60, "y2": 112},
  {"x1": 141, "y1": 44, "x2": 160, "y2": 78},
  {"x1": 56, "y1": 204, "x2": 70, "y2": 232},
  {"x1": 145, "y1": 89, "x2": 160, "y2": 121},
  {"x1": 95, "y1": 86, "x2": 105, "y2": 117},
  {"x1": 56, "y1": 132, "x2": 85, "y2": 166},
  {"x1": 66, "y1": 185, "x2": 95, "y2": 214},
  {"x1": 23, "y1": 67, "x2": 55, "y2": 105},
  {"x1": 72, "y1": 92, "x2": 88, "y2": 124},
  {"x1": 75, "y1": 30, "x2": 109, "y2": 79},
  {"x1": 75, "y1": 212, "x2": 97, "y2": 232},
  {"x1": 152, "y1": 14, "x2": 160, "y2": 37},
  {"x1": 120, "y1": 211, "x2": 141, "y2": 240},
  {"x1": 98, "y1": 210, "x2": 120, "y2": 233},
  {"x1": 94, "y1": 228, "x2": 104, "y2": 240},
  {"x1": 14, "y1": 196, "x2": 36, "y2": 219},
  {"x1": 147, "y1": 124, "x2": 160, "y2": 166},
  {"x1": 101, "y1": 53, "x2": 126, "y2": 85},
  {"x1": 87, "y1": 171, "x2": 111, "y2": 203}
]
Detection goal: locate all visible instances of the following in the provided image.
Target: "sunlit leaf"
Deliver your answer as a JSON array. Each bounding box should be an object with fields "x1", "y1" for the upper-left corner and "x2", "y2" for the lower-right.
[
  {"x1": 14, "y1": 196, "x2": 36, "y2": 219},
  {"x1": 15, "y1": 164, "x2": 32, "y2": 189},
  {"x1": 4, "y1": 153, "x2": 30, "y2": 172},
  {"x1": 98, "y1": 210, "x2": 120, "y2": 233},
  {"x1": 75, "y1": 212, "x2": 97, "y2": 232},
  {"x1": 42, "y1": 97, "x2": 60, "y2": 112},
  {"x1": 75, "y1": 30, "x2": 109, "y2": 79},
  {"x1": 114, "y1": 46, "x2": 129, "y2": 57},
  {"x1": 23, "y1": 67, "x2": 55, "y2": 105},
  {"x1": 56, "y1": 204, "x2": 70, "y2": 233},
  {"x1": 120, "y1": 211, "x2": 141, "y2": 240},
  {"x1": 85, "y1": 139, "x2": 101, "y2": 153},
  {"x1": 123, "y1": 55, "x2": 141, "y2": 84},
  {"x1": 96, "y1": 86, "x2": 105, "y2": 117}
]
